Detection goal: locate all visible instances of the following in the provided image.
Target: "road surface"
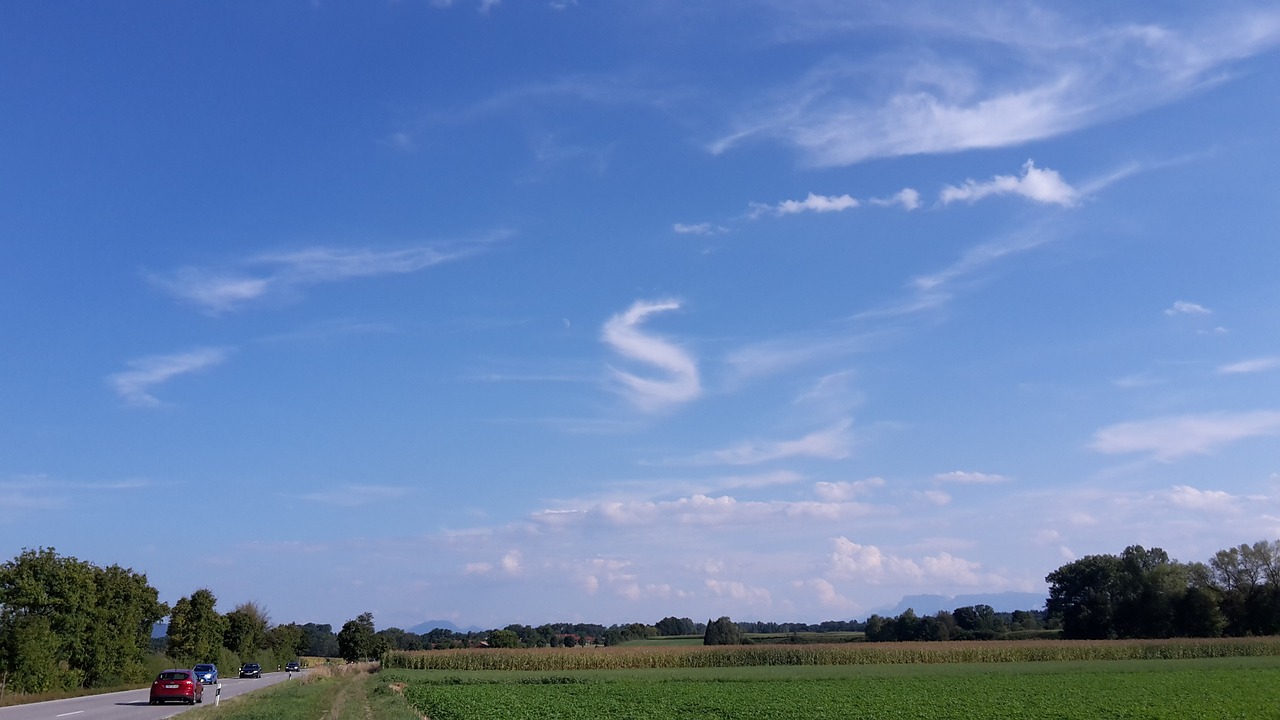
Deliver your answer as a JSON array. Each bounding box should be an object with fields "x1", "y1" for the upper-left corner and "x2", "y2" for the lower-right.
[{"x1": 0, "y1": 671, "x2": 302, "y2": 720}]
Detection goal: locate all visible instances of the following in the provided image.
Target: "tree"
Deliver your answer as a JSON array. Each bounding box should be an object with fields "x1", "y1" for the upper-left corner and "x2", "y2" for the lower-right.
[
  {"x1": 1046, "y1": 554, "x2": 1124, "y2": 639},
  {"x1": 702, "y1": 616, "x2": 743, "y2": 645},
  {"x1": 223, "y1": 601, "x2": 270, "y2": 661},
  {"x1": 166, "y1": 589, "x2": 225, "y2": 665},
  {"x1": 338, "y1": 612, "x2": 383, "y2": 661},
  {"x1": 0, "y1": 548, "x2": 166, "y2": 692},
  {"x1": 1210, "y1": 541, "x2": 1280, "y2": 635},
  {"x1": 486, "y1": 629, "x2": 520, "y2": 648},
  {"x1": 268, "y1": 623, "x2": 308, "y2": 662},
  {"x1": 655, "y1": 616, "x2": 697, "y2": 636},
  {"x1": 300, "y1": 623, "x2": 340, "y2": 657}
]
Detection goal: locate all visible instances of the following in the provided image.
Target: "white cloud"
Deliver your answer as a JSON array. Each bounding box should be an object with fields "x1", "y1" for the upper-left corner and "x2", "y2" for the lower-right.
[
  {"x1": 775, "y1": 192, "x2": 860, "y2": 215},
  {"x1": 109, "y1": 347, "x2": 232, "y2": 407},
  {"x1": 1167, "y1": 485, "x2": 1240, "y2": 513},
  {"x1": 940, "y1": 160, "x2": 1079, "y2": 207},
  {"x1": 298, "y1": 484, "x2": 412, "y2": 507},
  {"x1": 500, "y1": 550, "x2": 522, "y2": 574},
  {"x1": 1219, "y1": 357, "x2": 1280, "y2": 375},
  {"x1": 601, "y1": 299, "x2": 701, "y2": 411},
  {"x1": 533, "y1": 489, "x2": 875, "y2": 528},
  {"x1": 827, "y1": 538, "x2": 1006, "y2": 589},
  {"x1": 1165, "y1": 300, "x2": 1212, "y2": 316},
  {"x1": 934, "y1": 470, "x2": 1009, "y2": 484},
  {"x1": 673, "y1": 222, "x2": 728, "y2": 235},
  {"x1": 705, "y1": 578, "x2": 773, "y2": 606},
  {"x1": 1091, "y1": 410, "x2": 1280, "y2": 461},
  {"x1": 916, "y1": 489, "x2": 952, "y2": 506},
  {"x1": 869, "y1": 188, "x2": 922, "y2": 210},
  {"x1": 711, "y1": 8, "x2": 1280, "y2": 166},
  {"x1": 814, "y1": 477, "x2": 884, "y2": 502},
  {"x1": 696, "y1": 419, "x2": 853, "y2": 465},
  {"x1": 151, "y1": 239, "x2": 496, "y2": 314}
]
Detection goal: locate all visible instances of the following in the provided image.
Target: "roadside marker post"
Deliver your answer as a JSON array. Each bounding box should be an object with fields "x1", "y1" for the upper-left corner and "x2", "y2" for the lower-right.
[{"x1": 215, "y1": 681, "x2": 221, "y2": 706}]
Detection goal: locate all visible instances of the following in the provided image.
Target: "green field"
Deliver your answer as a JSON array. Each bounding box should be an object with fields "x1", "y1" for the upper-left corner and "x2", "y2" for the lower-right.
[{"x1": 390, "y1": 656, "x2": 1280, "y2": 719}]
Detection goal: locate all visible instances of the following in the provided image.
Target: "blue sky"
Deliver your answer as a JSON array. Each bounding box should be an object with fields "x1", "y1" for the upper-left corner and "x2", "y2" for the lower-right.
[{"x1": 3, "y1": 1, "x2": 1279, "y2": 630}]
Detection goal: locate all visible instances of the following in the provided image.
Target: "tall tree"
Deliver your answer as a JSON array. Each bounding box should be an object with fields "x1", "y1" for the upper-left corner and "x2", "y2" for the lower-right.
[
  {"x1": 337, "y1": 612, "x2": 384, "y2": 661},
  {"x1": 223, "y1": 601, "x2": 270, "y2": 660},
  {"x1": 1046, "y1": 554, "x2": 1124, "y2": 639},
  {"x1": 702, "y1": 616, "x2": 743, "y2": 645},
  {"x1": 166, "y1": 589, "x2": 225, "y2": 665},
  {"x1": 0, "y1": 548, "x2": 166, "y2": 692}
]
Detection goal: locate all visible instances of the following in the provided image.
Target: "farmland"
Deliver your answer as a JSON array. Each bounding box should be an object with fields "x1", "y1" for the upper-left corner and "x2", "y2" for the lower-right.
[
  {"x1": 387, "y1": 656, "x2": 1280, "y2": 719},
  {"x1": 378, "y1": 639, "x2": 1280, "y2": 719}
]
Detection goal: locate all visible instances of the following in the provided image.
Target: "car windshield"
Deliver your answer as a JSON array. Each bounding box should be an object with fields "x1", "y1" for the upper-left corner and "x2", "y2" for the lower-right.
[{"x1": 194, "y1": 664, "x2": 214, "y2": 671}]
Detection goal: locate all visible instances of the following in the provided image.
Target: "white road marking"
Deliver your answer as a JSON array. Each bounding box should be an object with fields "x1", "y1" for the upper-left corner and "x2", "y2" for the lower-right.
[{"x1": 56, "y1": 712, "x2": 85, "y2": 717}]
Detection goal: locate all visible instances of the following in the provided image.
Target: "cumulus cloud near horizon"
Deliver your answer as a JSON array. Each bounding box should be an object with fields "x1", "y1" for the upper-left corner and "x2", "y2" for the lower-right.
[{"x1": 601, "y1": 299, "x2": 701, "y2": 412}]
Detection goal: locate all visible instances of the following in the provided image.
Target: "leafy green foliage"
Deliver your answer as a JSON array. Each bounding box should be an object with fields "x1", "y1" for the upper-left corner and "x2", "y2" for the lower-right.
[
  {"x1": 0, "y1": 548, "x2": 167, "y2": 692},
  {"x1": 702, "y1": 616, "x2": 743, "y2": 645},
  {"x1": 167, "y1": 588, "x2": 226, "y2": 665}
]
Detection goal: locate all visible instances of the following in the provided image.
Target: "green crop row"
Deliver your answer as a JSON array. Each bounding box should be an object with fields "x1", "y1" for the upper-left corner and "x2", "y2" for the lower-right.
[
  {"x1": 395, "y1": 657, "x2": 1280, "y2": 720},
  {"x1": 383, "y1": 636, "x2": 1280, "y2": 672}
]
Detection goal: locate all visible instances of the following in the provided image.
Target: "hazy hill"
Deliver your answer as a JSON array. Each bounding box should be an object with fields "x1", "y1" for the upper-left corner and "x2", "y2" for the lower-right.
[{"x1": 875, "y1": 592, "x2": 1047, "y2": 617}]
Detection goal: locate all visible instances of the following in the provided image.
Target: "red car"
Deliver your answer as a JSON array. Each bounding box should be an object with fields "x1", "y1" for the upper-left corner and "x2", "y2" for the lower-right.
[{"x1": 149, "y1": 669, "x2": 204, "y2": 705}]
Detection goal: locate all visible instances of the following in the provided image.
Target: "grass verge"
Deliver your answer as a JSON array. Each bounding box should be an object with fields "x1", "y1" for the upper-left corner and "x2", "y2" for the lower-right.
[{"x1": 183, "y1": 663, "x2": 421, "y2": 720}]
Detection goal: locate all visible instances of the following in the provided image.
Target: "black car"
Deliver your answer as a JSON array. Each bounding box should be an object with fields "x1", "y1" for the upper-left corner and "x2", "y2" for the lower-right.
[
  {"x1": 239, "y1": 662, "x2": 262, "y2": 679},
  {"x1": 285, "y1": 661, "x2": 301, "y2": 673}
]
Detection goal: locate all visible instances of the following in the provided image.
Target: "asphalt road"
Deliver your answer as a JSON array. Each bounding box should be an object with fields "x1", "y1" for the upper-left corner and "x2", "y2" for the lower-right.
[{"x1": 0, "y1": 671, "x2": 302, "y2": 720}]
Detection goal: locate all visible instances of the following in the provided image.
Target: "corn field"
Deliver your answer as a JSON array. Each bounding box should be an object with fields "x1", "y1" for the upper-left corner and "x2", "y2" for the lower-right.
[{"x1": 383, "y1": 637, "x2": 1280, "y2": 672}]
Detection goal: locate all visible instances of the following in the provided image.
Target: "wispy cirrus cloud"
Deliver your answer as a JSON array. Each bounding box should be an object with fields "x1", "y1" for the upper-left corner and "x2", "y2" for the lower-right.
[
  {"x1": 692, "y1": 419, "x2": 854, "y2": 466},
  {"x1": 711, "y1": 5, "x2": 1280, "y2": 166},
  {"x1": 601, "y1": 299, "x2": 701, "y2": 412},
  {"x1": 1218, "y1": 357, "x2": 1280, "y2": 375},
  {"x1": 934, "y1": 470, "x2": 1009, "y2": 484},
  {"x1": 109, "y1": 347, "x2": 232, "y2": 407},
  {"x1": 296, "y1": 484, "x2": 412, "y2": 507},
  {"x1": 672, "y1": 222, "x2": 728, "y2": 235},
  {"x1": 1091, "y1": 410, "x2": 1280, "y2": 461},
  {"x1": 150, "y1": 237, "x2": 500, "y2": 314},
  {"x1": 940, "y1": 160, "x2": 1079, "y2": 206},
  {"x1": 1165, "y1": 300, "x2": 1212, "y2": 316}
]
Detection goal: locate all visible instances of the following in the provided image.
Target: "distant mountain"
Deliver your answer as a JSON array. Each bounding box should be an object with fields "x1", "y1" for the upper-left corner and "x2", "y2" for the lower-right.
[
  {"x1": 874, "y1": 592, "x2": 1047, "y2": 618},
  {"x1": 408, "y1": 619, "x2": 484, "y2": 635}
]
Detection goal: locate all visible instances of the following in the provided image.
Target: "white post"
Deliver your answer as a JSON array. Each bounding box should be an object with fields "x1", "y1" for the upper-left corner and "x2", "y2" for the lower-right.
[{"x1": 215, "y1": 681, "x2": 222, "y2": 706}]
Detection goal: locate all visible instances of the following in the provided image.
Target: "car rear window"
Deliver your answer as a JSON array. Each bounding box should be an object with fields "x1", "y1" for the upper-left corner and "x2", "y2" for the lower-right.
[{"x1": 159, "y1": 671, "x2": 190, "y2": 681}]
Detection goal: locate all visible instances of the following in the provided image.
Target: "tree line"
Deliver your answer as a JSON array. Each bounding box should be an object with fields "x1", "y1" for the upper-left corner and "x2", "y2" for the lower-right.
[
  {"x1": 1046, "y1": 540, "x2": 1280, "y2": 639},
  {"x1": 7, "y1": 538, "x2": 1280, "y2": 693}
]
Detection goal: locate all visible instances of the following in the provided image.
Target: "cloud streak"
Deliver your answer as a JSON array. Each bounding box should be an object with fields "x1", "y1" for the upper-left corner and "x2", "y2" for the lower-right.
[
  {"x1": 601, "y1": 299, "x2": 701, "y2": 411},
  {"x1": 109, "y1": 348, "x2": 232, "y2": 407},
  {"x1": 694, "y1": 419, "x2": 854, "y2": 465},
  {"x1": 711, "y1": 6, "x2": 1280, "y2": 166},
  {"x1": 151, "y1": 237, "x2": 499, "y2": 314},
  {"x1": 1091, "y1": 410, "x2": 1280, "y2": 461}
]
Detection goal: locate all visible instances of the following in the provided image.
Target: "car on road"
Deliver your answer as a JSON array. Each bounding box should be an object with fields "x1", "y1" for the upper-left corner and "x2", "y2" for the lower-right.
[
  {"x1": 150, "y1": 669, "x2": 204, "y2": 705},
  {"x1": 239, "y1": 662, "x2": 262, "y2": 678},
  {"x1": 285, "y1": 660, "x2": 301, "y2": 673},
  {"x1": 193, "y1": 662, "x2": 218, "y2": 684}
]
